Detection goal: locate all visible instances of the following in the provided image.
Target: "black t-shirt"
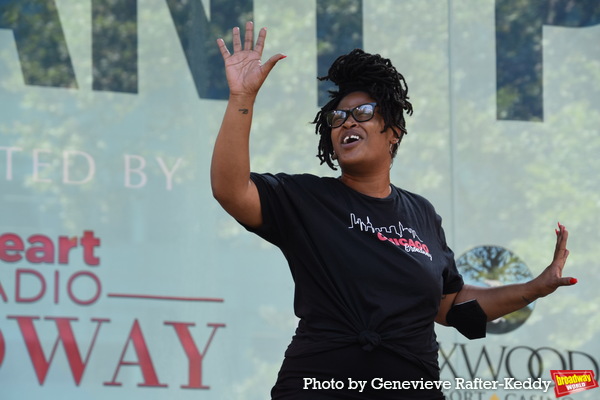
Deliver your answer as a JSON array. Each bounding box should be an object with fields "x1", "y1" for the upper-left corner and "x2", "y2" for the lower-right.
[{"x1": 244, "y1": 172, "x2": 463, "y2": 377}]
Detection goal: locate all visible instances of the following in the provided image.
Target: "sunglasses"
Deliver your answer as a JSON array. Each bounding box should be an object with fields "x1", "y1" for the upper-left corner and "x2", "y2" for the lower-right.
[{"x1": 324, "y1": 103, "x2": 377, "y2": 128}]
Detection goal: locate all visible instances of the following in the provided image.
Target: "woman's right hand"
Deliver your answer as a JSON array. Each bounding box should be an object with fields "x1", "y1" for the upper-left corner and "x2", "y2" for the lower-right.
[{"x1": 217, "y1": 21, "x2": 285, "y2": 98}]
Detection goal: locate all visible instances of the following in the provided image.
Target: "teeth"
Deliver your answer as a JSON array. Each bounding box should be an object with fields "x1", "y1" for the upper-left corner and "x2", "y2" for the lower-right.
[{"x1": 343, "y1": 135, "x2": 361, "y2": 144}]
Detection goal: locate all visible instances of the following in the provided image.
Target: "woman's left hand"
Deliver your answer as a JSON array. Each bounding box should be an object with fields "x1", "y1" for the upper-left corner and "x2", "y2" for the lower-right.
[{"x1": 531, "y1": 222, "x2": 576, "y2": 298}]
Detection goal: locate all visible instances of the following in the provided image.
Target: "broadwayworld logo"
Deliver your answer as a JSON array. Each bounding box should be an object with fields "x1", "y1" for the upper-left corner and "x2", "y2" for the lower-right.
[{"x1": 551, "y1": 370, "x2": 599, "y2": 398}]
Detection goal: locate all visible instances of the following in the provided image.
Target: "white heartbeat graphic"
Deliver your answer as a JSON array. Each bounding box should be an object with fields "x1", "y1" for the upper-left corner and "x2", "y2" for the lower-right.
[{"x1": 348, "y1": 213, "x2": 424, "y2": 241}]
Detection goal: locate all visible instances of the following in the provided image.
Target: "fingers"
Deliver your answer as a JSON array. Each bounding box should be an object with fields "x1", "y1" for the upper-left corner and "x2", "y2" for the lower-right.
[
  {"x1": 551, "y1": 222, "x2": 575, "y2": 287},
  {"x1": 559, "y1": 276, "x2": 577, "y2": 286},
  {"x1": 215, "y1": 21, "x2": 285, "y2": 90},
  {"x1": 243, "y1": 21, "x2": 254, "y2": 51},
  {"x1": 217, "y1": 22, "x2": 271, "y2": 57},
  {"x1": 231, "y1": 22, "x2": 257, "y2": 53},
  {"x1": 232, "y1": 26, "x2": 242, "y2": 53},
  {"x1": 555, "y1": 222, "x2": 567, "y2": 240},
  {"x1": 254, "y1": 27, "x2": 267, "y2": 55},
  {"x1": 553, "y1": 222, "x2": 569, "y2": 260},
  {"x1": 262, "y1": 53, "x2": 287, "y2": 75},
  {"x1": 216, "y1": 38, "x2": 230, "y2": 60}
]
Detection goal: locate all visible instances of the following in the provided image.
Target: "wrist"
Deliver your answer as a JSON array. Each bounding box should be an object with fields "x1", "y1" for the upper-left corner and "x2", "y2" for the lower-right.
[
  {"x1": 522, "y1": 279, "x2": 542, "y2": 304},
  {"x1": 228, "y1": 92, "x2": 257, "y2": 104}
]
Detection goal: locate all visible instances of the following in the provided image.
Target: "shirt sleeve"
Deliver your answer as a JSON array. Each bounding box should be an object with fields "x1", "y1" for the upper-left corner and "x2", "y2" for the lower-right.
[
  {"x1": 238, "y1": 172, "x2": 291, "y2": 247},
  {"x1": 435, "y1": 213, "x2": 464, "y2": 294}
]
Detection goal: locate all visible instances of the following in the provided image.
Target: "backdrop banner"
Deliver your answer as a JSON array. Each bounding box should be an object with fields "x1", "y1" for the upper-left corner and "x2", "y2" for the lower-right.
[{"x1": 1, "y1": 1, "x2": 598, "y2": 399}]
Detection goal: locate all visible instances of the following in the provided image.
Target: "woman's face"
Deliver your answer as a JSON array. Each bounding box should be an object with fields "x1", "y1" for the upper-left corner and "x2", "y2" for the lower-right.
[{"x1": 330, "y1": 91, "x2": 397, "y2": 174}]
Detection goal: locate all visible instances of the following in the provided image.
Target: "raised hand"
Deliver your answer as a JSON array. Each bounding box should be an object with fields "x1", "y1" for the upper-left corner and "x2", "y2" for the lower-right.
[
  {"x1": 216, "y1": 21, "x2": 285, "y2": 98},
  {"x1": 532, "y1": 222, "x2": 576, "y2": 298}
]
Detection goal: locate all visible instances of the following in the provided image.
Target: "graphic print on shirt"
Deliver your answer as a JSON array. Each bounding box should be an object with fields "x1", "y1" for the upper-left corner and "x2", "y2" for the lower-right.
[{"x1": 348, "y1": 213, "x2": 433, "y2": 261}]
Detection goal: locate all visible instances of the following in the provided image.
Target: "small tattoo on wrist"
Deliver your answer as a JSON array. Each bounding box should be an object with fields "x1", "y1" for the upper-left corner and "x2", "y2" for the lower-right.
[{"x1": 238, "y1": 108, "x2": 249, "y2": 114}]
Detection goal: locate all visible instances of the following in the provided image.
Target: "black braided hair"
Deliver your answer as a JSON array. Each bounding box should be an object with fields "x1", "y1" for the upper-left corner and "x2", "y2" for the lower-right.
[{"x1": 313, "y1": 49, "x2": 413, "y2": 170}]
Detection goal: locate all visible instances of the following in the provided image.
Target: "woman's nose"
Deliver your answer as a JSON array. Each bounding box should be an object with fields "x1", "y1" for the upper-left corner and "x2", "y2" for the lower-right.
[{"x1": 342, "y1": 114, "x2": 358, "y2": 127}]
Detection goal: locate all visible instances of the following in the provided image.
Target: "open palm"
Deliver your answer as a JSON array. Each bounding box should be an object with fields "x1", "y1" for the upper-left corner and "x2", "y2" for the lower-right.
[{"x1": 217, "y1": 21, "x2": 284, "y2": 97}]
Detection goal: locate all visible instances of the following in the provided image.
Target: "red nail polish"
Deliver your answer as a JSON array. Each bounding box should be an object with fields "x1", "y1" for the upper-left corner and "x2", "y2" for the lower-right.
[{"x1": 570, "y1": 278, "x2": 578, "y2": 284}]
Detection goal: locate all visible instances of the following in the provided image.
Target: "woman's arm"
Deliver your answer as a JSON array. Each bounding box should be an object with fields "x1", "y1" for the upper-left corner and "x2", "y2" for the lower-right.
[
  {"x1": 437, "y1": 223, "x2": 576, "y2": 326},
  {"x1": 210, "y1": 22, "x2": 285, "y2": 228}
]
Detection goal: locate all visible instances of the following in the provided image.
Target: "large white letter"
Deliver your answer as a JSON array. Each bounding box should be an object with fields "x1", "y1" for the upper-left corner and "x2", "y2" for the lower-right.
[
  {"x1": 32, "y1": 149, "x2": 52, "y2": 183},
  {"x1": 63, "y1": 150, "x2": 95, "y2": 184},
  {"x1": 124, "y1": 154, "x2": 147, "y2": 189},
  {"x1": 0, "y1": 146, "x2": 22, "y2": 180},
  {"x1": 156, "y1": 157, "x2": 182, "y2": 191}
]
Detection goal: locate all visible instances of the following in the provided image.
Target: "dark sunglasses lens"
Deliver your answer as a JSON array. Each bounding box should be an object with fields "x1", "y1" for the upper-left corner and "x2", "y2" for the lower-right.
[
  {"x1": 326, "y1": 110, "x2": 347, "y2": 128},
  {"x1": 353, "y1": 104, "x2": 375, "y2": 121}
]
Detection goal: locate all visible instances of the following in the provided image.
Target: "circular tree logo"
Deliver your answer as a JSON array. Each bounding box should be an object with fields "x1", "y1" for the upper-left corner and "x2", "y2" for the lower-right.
[{"x1": 456, "y1": 246, "x2": 533, "y2": 334}]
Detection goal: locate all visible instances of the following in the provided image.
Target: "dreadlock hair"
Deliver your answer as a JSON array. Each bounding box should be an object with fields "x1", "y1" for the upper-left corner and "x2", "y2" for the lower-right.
[{"x1": 313, "y1": 49, "x2": 413, "y2": 170}]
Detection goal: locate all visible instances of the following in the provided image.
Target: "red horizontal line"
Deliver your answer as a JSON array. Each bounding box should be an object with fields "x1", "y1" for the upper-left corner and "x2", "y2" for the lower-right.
[{"x1": 107, "y1": 293, "x2": 224, "y2": 303}]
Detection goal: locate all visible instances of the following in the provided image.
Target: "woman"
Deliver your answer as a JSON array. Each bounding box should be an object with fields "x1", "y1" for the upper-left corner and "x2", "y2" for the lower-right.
[{"x1": 211, "y1": 22, "x2": 575, "y2": 399}]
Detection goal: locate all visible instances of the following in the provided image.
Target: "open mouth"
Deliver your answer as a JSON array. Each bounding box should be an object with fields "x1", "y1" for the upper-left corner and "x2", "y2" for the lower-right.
[{"x1": 342, "y1": 134, "x2": 362, "y2": 145}]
